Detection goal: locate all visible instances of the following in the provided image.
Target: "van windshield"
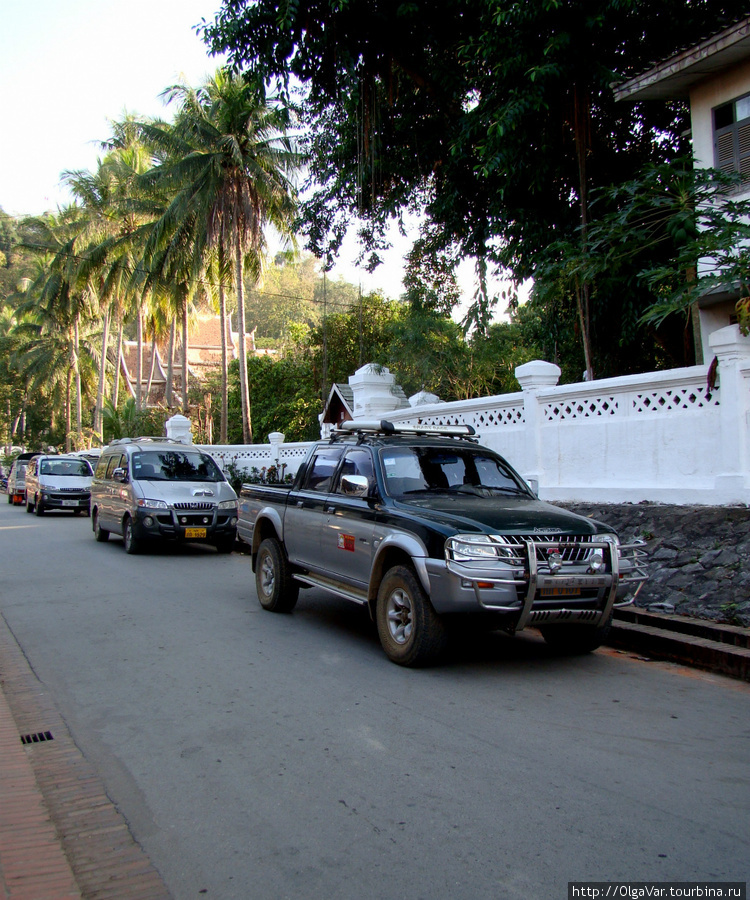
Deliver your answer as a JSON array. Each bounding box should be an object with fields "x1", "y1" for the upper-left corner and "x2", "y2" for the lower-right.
[
  {"x1": 40, "y1": 459, "x2": 93, "y2": 477},
  {"x1": 131, "y1": 450, "x2": 224, "y2": 483}
]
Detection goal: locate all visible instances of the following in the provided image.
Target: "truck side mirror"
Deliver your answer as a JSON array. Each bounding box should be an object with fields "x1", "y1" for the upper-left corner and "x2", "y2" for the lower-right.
[{"x1": 340, "y1": 474, "x2": 369, "y2": 497}]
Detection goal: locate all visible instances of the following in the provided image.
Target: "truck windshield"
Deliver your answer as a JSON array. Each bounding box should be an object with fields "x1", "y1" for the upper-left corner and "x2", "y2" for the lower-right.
[
  {"x1": 380, "y1": 446, "x2": 530, "y2": 497},
  {"x1": 131, "y1": 450, "x2": 224, "y2": 482}
]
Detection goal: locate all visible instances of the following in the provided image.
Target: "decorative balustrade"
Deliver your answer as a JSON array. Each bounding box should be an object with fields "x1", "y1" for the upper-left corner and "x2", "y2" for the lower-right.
[{"x1": 178, "y1": 325, "x2": 750, "y2": 506}]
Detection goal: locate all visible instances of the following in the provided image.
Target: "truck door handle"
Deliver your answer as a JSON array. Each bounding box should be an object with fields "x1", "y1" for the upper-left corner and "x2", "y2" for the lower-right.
[
  {"x1": 296, "y1": 500, "x2": 303, "y2": 508},
  {"x1": 326, "y1": 506, "x2": 335, "y2": 513}
]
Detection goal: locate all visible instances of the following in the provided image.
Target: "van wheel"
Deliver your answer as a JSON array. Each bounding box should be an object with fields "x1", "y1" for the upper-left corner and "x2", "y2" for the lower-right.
[
  {"x1": 26, "y1": 497, "x2": 33, "y2": 513},
  {"x1": 376, "y1": 566, "x2": 448, "y2": 667},
  {"x1": 93, "y1": 511, "x2": 109, "y2": 542},
  {"x1": 123, "y1": 517, "x2": 140, "y2": 554},
  {"x1": 34, "y1": 496, "x2": 44, "y2": 516},
  {"x1": 256, "y1": 538, "x2": 298, "y2": 612}
]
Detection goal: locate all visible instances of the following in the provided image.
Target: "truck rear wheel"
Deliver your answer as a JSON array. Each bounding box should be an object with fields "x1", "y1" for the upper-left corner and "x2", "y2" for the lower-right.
[
  {"x1": 376, "y1": 566, "x2": 448, "y2": 667},
  {"x1": 256, "y1": 538, "x2": 298, "y2": 612},
  {"x1": 540, "y1": 615, "x2": 612, "y2": 654}
]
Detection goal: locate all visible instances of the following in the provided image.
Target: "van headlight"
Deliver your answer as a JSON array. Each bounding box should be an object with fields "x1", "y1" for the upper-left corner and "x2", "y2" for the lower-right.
[{"x1": 137, "y1": 499, "x2": 169, "y2": 510}]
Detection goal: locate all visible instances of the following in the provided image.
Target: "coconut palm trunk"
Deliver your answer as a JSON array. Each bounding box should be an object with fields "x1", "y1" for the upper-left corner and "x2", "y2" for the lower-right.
[
  {"x1": 182, "y1": 299, "x2": 189, "y2": 413},
  {"x1": 166, "y1": 318, "x2": 176, "y2": 408},
  {"x1": 219, "y1": 281, "x2": 229, "y2": 444},
  {"x1": 113, "y1": 321, "x2": 123, "y2": 409},
  {"x1": 235, "y1": 231, "x2": 252, "y2": 443},
  {"x1": 95, "y1": 305, "x2": 111, "y2": 440}
]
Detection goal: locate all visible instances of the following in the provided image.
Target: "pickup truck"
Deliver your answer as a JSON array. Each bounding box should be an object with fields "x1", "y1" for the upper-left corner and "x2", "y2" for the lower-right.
[{"x1": 238, "y1": 421, "x2": 647, "y2": 667}]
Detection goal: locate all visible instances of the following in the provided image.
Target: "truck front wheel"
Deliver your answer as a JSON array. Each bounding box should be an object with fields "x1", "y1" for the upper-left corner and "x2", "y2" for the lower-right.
[
  {"x1": 376, "y1": 566, "x2": 448, "y2": 667},
  {"x1": 256, "y1": 538, "x2": 298, "y2": 612}
]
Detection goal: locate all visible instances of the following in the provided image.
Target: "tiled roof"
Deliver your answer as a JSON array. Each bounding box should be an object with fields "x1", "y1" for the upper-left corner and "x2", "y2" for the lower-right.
[{"x1": 615, "y1": 14, "x2": 750, "y2": 101}]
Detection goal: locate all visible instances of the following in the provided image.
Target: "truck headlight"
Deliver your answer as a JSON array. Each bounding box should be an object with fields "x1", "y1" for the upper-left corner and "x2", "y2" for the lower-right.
[
  {"x1": 218, "y1": 500, "x2": 238, "y2": 510},
  {"x1": 446, "y1": 534, "x2": 516, "y2": 562}
]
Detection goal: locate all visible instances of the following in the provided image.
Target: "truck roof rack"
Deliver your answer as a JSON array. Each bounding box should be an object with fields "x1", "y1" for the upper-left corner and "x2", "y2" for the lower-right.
[
  {"x1": 108, "y1": 437, "x2": 181, "y2": 445},
  {"x1": 335, "y1": 420, "x2": 476, "y2": 439}
]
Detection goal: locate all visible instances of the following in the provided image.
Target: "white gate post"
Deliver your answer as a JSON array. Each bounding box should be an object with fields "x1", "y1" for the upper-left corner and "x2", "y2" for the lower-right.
[
  {"x1": 709, "y1": 325, "x2": 750, "y2": 498},
  {"x1": 515, "y1": 360, "x2": 561, "y2": 492}
]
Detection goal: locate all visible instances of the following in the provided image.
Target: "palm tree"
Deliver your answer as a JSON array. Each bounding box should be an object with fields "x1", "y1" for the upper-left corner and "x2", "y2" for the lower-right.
[
  {"x1": 136, "y1": 69, "x2": 299, "y2": 442},
  {"x1": 15, "y1": 211, "x2": 98, "y2": 450},
  {"x1": 63, "y1": 119, "x2": 161, "y2": 432}
]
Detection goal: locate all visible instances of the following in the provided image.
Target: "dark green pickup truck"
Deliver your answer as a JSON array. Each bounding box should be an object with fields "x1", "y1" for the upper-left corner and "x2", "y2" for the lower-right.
[{"x1": 238, "y1": 421, "x2": 647, "y2": 666}]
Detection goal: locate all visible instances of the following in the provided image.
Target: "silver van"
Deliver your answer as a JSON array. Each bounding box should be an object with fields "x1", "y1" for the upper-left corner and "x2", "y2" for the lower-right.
[
  {"x1": 24, "y1": 454, "x2": 93, "y2": 515},
  {"x1": 91, "y1": 438, "x2": 238, "y2": 554}
]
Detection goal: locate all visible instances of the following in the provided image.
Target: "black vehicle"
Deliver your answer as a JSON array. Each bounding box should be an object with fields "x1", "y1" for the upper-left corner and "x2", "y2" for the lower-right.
[{"x1": 238, "y1": 421, "x2": 647, "y2": 667}]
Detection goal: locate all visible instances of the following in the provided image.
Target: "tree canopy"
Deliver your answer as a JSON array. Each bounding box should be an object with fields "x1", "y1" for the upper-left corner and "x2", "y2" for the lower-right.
[{"x1": 202, "y1": 0, "x2": 748, "y2": 371}]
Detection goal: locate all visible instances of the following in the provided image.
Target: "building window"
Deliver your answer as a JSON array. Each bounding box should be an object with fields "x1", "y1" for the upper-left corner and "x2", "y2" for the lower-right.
[{"x1": 714, "y1": 93, "x2": 750, "y2": 182}]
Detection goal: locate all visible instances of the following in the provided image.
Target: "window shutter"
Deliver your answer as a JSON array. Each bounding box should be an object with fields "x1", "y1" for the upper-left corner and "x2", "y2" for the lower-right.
[
  {"x1": 738, "y1": 122, "x2": 750, "y2": 179},
  {"x1": 715, "y1": 129, "x2": 735, "y2": 173}
]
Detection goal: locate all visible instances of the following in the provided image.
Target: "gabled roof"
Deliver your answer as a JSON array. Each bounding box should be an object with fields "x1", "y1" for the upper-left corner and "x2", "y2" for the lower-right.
[
  {"x1": 615, "y1": 16, "x2": 750, "y2": 102},
  {"x1": 321, "y1": 383, "x2": 354, "y2": 425}
]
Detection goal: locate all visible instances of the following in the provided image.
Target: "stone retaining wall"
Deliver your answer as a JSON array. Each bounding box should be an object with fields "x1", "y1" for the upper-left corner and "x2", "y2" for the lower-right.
[{"x1": 560, "y1": 503, "x2": 750, "y2": 627}]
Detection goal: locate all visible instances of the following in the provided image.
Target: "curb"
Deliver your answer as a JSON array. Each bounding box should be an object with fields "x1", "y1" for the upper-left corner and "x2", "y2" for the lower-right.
[{"x1": 610, "y1": 607, "x2": 750, "y2": 682}]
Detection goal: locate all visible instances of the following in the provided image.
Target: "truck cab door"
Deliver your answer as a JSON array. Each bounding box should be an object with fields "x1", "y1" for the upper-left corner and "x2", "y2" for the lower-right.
[
  {"x1": 284, "y1": 446, "x2": 344, "y2": 571},
  {"x1": 319, "y1": 448, "x2": 378, "y2": 590}
]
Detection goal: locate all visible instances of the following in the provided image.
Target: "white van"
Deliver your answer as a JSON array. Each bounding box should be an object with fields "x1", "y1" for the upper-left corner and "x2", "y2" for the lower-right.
[
  {"x1": 90, "y1": 438, "x2": 238, "y2": 554},
  {"x1": 25, "y1": 455, "x2": 93, "y2": 516}
]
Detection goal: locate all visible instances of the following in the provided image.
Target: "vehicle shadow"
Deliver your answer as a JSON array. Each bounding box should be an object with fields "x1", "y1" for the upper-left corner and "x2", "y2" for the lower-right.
[{"x1": 291, "y1": 590, "x2": 599, "y2": 670}]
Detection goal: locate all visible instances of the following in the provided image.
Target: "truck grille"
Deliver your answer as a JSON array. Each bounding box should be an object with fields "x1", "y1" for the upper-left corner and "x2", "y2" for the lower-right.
[{"x1": 503, "y1": 534, "x2": 595, "y2": 564}]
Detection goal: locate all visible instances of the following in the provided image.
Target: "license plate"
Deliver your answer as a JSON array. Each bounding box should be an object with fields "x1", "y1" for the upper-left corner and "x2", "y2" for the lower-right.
[
  {"x1": 185, "y1": 527, "x2": 207, "y2": 538},
  {"x1": 62, "y1": 499, "x2": 79, "y2": 507},
  {"x1": 540, "y1": 587, "x2": 582, "y2": 597}
]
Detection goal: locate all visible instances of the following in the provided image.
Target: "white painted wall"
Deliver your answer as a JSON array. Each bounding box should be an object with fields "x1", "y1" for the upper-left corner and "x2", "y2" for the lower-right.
[{"x1": 194, "y1": 328, "x2": 750, "y2": 506}]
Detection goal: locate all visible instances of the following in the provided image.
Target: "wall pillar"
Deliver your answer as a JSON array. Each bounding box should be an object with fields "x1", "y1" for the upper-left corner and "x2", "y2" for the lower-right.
[
  {"x1": 349, "y1": 363, "x2": 408, "y2": 419},
  {"x1": 515, "y1": 360, "x2": 561, "y2": 491},
  {"x1": 709, "y1": 325, "x2": 750, "y2": 497},
  {"x1": 165, "y1": 414, "x2": 193, "y2": 444}
]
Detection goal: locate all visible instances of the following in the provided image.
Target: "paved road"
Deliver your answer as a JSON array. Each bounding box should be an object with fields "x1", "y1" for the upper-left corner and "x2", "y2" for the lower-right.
[{"x1": 0, "y1": 499, "x2": 748, "y2": 900}]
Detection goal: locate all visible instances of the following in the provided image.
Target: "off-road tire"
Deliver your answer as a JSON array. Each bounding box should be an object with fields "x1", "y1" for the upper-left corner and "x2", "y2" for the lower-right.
[
  {"x1": 376, "y1": 565, "x2": 448, "y2": 667},
  {"x1": 255, "y1": 538, "x2": 298, "y2": 612}
]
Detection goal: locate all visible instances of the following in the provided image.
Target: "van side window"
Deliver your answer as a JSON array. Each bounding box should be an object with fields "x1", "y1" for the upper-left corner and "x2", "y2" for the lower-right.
[
  {"x1": 105, "y1": 454, "x2": 124, "y2": 479},
  {"x1": 95, "y1": 456, "x2": 109, "y2": 478}
]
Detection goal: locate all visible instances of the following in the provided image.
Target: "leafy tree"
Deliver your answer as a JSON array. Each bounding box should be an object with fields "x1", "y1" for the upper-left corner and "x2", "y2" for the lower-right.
[{"x1": 202, "y1": 0, "x2": 743, "y2": 371}]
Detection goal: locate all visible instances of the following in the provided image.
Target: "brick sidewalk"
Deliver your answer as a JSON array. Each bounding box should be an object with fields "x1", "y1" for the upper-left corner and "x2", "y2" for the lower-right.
[
  {"x1": 0, "y1": 615, "x2": 172, "y2": 900},
  {"x1": 0, "y1": 686, "x2": 81, "y2": 899}
]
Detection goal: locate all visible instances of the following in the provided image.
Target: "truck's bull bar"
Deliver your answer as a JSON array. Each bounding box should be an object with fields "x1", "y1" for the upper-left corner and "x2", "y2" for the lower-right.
[{"x1": 445, "y1": 535, "x2": 648, "y2": 631}]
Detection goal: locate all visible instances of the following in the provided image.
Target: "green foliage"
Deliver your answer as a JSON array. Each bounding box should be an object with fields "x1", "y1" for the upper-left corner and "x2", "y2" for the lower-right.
[
  {"x1": 102, "y1": 397, "x2": 170, "y2": 442},
  {"x1": 201, "y1": 0, "x2": 748, "y2": 367}
]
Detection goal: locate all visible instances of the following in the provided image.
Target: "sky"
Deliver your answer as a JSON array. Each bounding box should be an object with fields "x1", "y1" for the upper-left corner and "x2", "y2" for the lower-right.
[{"x1": 0, "y1": 0, "x2": 514, "y2": 310}]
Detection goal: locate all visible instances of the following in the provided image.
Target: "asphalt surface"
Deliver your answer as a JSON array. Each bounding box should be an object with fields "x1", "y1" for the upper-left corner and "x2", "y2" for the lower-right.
[{"x1": 0, "y1": 500, "x2": 749, "y2": 899}]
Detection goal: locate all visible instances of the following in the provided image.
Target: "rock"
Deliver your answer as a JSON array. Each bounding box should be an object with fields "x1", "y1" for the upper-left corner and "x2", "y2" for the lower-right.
[
  {"x1": 647, "y1": 601, "x2": 676, "y2": 614},
  {"x1": 560, "y1": 502, "x2": 750, "y2": 628},
  {"x1": 653, "y1": 547, "x2": 679, "y2": 561}
]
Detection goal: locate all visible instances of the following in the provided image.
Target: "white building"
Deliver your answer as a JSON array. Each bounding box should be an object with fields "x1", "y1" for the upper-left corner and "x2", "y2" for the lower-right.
[{"x1": 615, "y1": 16, "x2": 750, "y2": 361}]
